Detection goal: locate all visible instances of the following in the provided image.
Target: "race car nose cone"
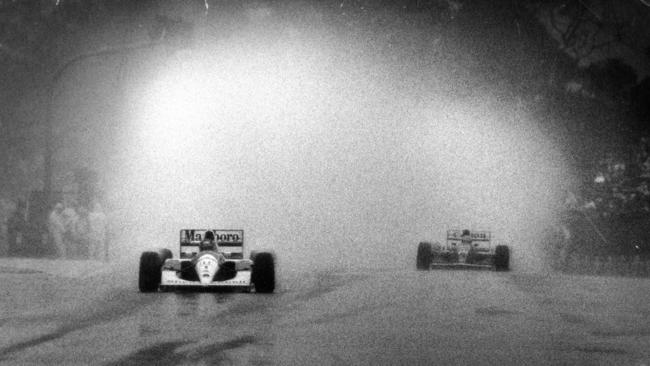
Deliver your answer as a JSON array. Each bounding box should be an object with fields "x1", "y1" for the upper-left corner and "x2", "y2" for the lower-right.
[{"x1": 195, "y1": 254, "x2": 219, "y2": 285}]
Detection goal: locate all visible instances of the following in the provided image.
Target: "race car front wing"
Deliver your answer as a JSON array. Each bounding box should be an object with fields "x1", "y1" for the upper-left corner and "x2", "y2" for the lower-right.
[
  {"x1": 429, "y1": 262, "x2": 495, "y2": 270},
  {"x1": 160, "y1": 269, "x2": 252, "y2": 289}
]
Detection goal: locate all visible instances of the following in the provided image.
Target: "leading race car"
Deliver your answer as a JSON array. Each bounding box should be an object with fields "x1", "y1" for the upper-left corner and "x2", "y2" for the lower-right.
[
  {"x1": 416, "y1": 229, "x2": 510, "y2": 271},
  {"x1": 138, "y1": 229, "x2": 275, "y2": 293}
]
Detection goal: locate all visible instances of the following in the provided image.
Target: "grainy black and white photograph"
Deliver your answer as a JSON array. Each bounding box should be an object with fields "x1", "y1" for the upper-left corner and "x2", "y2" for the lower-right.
[{"x1": 1, "y1": 0, "x2": 649, "y2": 365}]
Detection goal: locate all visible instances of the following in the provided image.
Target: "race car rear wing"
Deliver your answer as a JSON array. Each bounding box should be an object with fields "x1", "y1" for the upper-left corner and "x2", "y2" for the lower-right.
[
  {"x1": 445, "y1": 229, "x2": 492, "y2": 251},
  {"x1": 446, "y1": 229, "x2": 491, "y2": 241},
  {"x1": 180, "y1": 229, "x2": 244, "y2": 259}
]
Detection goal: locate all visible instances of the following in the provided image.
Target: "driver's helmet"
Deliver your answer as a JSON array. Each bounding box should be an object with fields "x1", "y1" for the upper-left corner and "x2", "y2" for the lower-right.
[
  {"x1": 199, "y1": 239, "x2": 217, "y2": 252},
  {"x1": 199, "y1": 231, "x2": 217, "y2": 252},
  {"x1": 461, "y1": 229, "x2": 471, "y2": 243}
]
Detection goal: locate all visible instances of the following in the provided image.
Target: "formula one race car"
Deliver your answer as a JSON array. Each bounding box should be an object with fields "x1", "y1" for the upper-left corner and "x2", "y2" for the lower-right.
[
  {"x1": 416, "y1": 229, "x2": 510, "y2": 271},
  {"x1": 138, "y1": 229, "x2": 275, "y2": 293}
]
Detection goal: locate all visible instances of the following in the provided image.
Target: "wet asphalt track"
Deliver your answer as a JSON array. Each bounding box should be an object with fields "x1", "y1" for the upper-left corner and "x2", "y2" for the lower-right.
[{"x1": 0, "y1": 261, "x2": 649, "y2": 366}]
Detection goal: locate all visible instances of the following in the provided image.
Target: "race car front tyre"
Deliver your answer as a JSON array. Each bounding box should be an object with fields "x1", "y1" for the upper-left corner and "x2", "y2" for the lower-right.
[
  {"x1": 139, "y1": 251, "x2": 163, "y2": 292},
  {"x1": 416, "y1": 242, "x2": 432, "y2": 270},
  {"x1": 494, "y1": 245, "x2": 510, "y2": 271},
  {"x1": 252, "y1": 252, "x2": 275, "y2": 293}
]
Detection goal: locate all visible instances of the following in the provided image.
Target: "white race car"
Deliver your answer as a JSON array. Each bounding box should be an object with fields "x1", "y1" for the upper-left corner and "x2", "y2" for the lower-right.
[
  {"x1": 138, "y1": 229, "x2": 275, "y2": 293},
  {"x1": 416, "y1": 229, "x2": 510, "y2": 271}
]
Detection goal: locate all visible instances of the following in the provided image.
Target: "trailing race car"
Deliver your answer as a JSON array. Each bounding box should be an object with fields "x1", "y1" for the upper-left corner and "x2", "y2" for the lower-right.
[
  {"x1": 416, "y1": 229, "x2": 510, "y2": 271},
  {"x1": 138, "y1": 229, "x2": 275, "y2": 293}
]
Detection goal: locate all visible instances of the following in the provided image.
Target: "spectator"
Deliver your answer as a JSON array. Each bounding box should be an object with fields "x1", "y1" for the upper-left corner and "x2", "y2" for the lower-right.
[
  {"x1": 74, "y1": 206, "x2": 90, "y2": 259},
  {"x1": 564, "y1": 190, "x2": 578, "y2": 210},
  {"x1": 0, "y1": 198, "x2": 10, "y2": 256},
  {"x1": 7, "y1": 200, "x2": 26, "y2": 256},
  {"x1": 48, "y1": 203, "x2": 66, "y2": 258},
  {"x1": 87, "y1": 202, "x2": 107, "y2": 260},
  {"x1": 61, "y1": 200, "x2": 79, "y2": 258}
]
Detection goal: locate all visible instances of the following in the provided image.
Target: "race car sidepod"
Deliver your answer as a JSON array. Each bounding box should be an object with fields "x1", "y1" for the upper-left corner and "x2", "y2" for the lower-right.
[{"x1": 138, "y1": 249, "x2": 276, "y2": 293}]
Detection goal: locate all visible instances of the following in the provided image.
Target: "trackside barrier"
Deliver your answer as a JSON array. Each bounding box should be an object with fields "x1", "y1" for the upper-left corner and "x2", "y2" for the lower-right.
[{"x1": 559, "y1": 254, "x2": 650, "y2": 277}]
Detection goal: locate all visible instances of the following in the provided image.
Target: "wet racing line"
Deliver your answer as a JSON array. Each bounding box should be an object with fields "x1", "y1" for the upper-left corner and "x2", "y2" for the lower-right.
[
  {"x1": 0, "y1": 287, "x2": 156, "y2": 360},
  {"x1": 93, "y1": 269, "x2": 362, "y2": 365},
  {"x1": 104, "y1": 336, "x2": 259, "y2": 366},
  {"x1": 2, "y1": 265, "x2": 649, "y2": 365}
]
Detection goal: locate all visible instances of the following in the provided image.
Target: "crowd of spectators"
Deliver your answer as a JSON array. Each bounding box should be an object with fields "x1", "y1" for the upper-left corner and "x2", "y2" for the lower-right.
[
  {"x1": 47, "y1": 199, "x2": 107, "y2": 260},
  {"x1": 0, "y1": 196, "x2": 107, "y2": 260}
]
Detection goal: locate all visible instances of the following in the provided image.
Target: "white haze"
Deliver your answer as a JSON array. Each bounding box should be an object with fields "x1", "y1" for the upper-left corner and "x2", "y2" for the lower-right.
[{"x1": 93, "y1": 16, "x2": 570, "y2": 272}]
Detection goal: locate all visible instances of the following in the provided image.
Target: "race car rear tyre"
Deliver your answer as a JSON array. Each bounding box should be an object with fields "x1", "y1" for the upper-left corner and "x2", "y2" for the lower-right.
[
  {"x1": 416, "y1": 242, "x2": 432, "y2": 270},
  {"x1": 494, "y1": 245, "x2": 510, "y2": 271},
  {"x1": 252, "y1": 252, "x2": 275, "y2": 293},
  {"x1": 139, "y1": 251, "x2": 163, "y2": 292}
]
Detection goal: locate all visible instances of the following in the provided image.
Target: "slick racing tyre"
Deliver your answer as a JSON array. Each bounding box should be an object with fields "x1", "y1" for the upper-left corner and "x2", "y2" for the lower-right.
[
  {"x1": 252, "y1": 252, "x2": 275, "y2": 293},
  {"x1": 138, "y1": 250, "x2": 167, "y2": 292},
  {"x1": 416, "y1": 242, "x2": 432, "y2": 270},
  {"x1": 494, "y1": 245, "x2": 510, "y2": 271}
]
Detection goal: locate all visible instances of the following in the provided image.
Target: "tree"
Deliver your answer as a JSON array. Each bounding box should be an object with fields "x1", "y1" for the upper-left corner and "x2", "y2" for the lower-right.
[
  {"x1": 540, "y1": 0, "x2": 650, "y2": 66},
  {"x1": 631, "y1": 77, "x2": 650, "y2": 132},
  {"x1": 585, "y1": 58, "x2": 637, "y2": 103}
]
